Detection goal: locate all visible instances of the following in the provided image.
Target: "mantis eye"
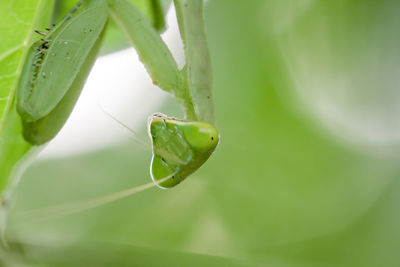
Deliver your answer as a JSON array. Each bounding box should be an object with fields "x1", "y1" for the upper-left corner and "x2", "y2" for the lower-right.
[
  {"x1": 180, "y1": 122, "x2": 219, "y2": 153},
  {"x1": 148, "y1": 114, "x2": 219, "y2": 189}
]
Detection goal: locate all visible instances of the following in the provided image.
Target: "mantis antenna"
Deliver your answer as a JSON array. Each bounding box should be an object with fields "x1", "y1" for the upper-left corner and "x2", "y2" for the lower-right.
[
  {"x1": 15, "y1": 175, "x2": 173, "y2": 224},
  {"x1": 97, "y1": 101, "x2": 151, "y2": 149}
]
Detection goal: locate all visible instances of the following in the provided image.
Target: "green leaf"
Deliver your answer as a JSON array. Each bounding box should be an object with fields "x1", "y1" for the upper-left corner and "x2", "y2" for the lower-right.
[
  {"x1": 0, "y1": 1, "x2": 52, "y2": 194},
  {"x1": 2, "y1": 240, "x2": 245, "y2": 266}
]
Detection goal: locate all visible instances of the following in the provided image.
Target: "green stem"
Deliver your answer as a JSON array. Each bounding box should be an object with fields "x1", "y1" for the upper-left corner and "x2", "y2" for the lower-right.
[{"x1": 0, "y1": 103, "x2": 32, "y2": 244}]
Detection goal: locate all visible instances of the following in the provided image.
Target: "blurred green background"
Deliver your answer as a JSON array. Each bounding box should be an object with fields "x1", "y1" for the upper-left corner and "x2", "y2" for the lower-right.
[{"x1": 6, "y1": 0, "x2": 400, "y2": 266}]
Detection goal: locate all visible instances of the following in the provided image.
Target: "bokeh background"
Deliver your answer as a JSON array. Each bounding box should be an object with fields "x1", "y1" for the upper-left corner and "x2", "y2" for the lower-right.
[{"x1": 6, "y1": 0, "x2": 400, "y2": 266}]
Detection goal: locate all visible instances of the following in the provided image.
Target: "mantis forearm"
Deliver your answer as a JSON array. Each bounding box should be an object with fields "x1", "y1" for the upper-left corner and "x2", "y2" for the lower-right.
[
  {"x1": 174, "y1": 0, "x2": 214, "y2": 124},
  {"x1": 107, "y1": 0, "x2": 182, "y2": 94}
]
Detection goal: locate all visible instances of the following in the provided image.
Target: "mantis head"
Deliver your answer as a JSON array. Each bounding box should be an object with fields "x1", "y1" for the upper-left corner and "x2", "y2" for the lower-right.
[{"x1": 148, "y1": 113, "x2": 219, "y2": 188}]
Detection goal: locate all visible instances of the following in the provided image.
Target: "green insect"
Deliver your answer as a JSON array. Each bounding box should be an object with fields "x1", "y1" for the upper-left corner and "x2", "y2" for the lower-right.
[
  {"x1": 16, "y1": 0, "x2": 219, "y2": 188},
  {"x1": 17, "y1": 0, "x2": 108, "y2": 144},
  {"x1": 149, "y1": 113, "x2": 219, "y2": 188}
]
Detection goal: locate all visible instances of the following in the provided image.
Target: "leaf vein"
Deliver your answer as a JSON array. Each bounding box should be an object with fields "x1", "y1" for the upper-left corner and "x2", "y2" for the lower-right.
[{"x1": 0, "y1": 44, "x2": 24, "y2": 63}]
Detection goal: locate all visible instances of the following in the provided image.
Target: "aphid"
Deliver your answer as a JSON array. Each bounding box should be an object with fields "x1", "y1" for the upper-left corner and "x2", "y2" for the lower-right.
[
  {"x1": 16, "y1": 0, "x2": 108, "y2": 144},
  {"x1": 148, "y1": 113, "x2": 219, "y2": 188},
  {"x1": 34, "y1": 30, "x2": 47, "y2": 36}
]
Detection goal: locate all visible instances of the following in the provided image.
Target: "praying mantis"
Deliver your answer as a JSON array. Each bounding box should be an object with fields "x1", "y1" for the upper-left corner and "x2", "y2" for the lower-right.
[{"x1": 15, "y1": 0, "x2": 219, "y2": 189}]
